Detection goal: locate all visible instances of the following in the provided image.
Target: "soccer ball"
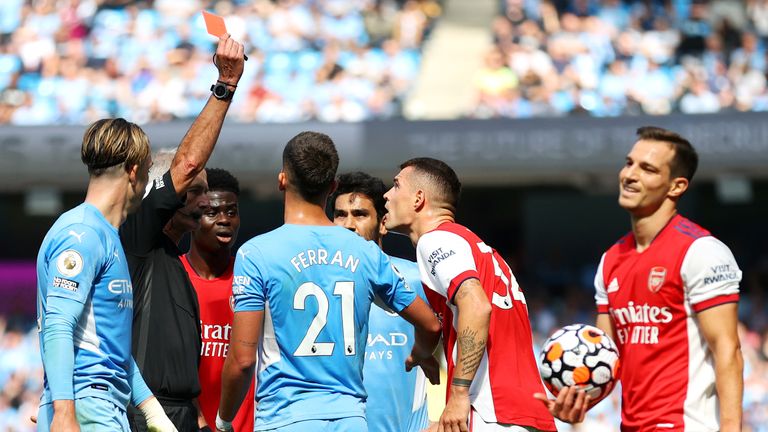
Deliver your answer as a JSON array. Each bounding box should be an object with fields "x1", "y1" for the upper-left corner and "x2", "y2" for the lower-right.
[{"x1": 539, "y1": 323, "x2": 620, "y2": 405}]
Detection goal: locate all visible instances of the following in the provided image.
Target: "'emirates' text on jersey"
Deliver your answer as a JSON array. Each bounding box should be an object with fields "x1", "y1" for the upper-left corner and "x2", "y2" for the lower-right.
[
  {"x1": 233, "y1": 224, "x2": 417, "y2": 431},
  {"x1": 417, "y1": 222, "x2": 556, "y2": 431},
  {"x1": 595, "y1": 215, "x2": 741, "y2": 432}
]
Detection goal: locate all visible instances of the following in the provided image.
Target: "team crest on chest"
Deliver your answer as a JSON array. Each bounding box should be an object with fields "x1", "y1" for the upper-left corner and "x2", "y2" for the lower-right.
[{"x1": 647, "y1": 266, "x2": 667, "y2": 293}]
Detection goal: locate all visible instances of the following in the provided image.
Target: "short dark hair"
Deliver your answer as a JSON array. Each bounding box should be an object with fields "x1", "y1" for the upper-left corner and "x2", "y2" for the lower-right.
[
  {"x1": 636, "y1": 126, "x2": 698, "y2": 181},
  {"x1": 400, "y1": 157, "x2": 461, "y2": 211},
  {"x1": 330, "y1": 172, "x2": 387, "y2": 220},
  {"x1": 205, "y1": 167, "x2": 240, "y2": 196},
  {"x1": 282, "y1": 131, "x2": 339, "y2": 202}
]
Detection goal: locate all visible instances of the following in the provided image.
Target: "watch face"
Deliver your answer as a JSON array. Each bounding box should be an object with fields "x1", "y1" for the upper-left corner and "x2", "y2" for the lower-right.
[{"x1": 212, "y1": 83, "x2": 231, "y2": 100}]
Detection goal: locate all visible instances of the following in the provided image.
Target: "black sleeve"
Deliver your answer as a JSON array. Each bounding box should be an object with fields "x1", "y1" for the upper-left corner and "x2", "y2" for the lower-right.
[{"x1": 120, "y1": 170, "x2": 183, "y2": 256}]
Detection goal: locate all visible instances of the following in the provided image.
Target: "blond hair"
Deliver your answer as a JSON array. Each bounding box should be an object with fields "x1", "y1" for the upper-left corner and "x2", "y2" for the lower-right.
[{"x1": 81, "y1": 118, "x2": 151, "y2": 176}]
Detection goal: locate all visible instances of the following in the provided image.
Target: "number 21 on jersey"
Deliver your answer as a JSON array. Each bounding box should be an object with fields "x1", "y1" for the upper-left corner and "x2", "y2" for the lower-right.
[{"x1": 293, "y1": 281, "x2": 356, "y2": 357}]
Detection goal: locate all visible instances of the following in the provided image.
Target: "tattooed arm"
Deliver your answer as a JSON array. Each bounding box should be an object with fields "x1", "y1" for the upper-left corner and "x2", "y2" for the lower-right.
[
  {"x1": 439, "y1": 278, "x2": 492, "y2": 432},
  {"x1": 217, "y1": 310, "x2": 263, "y2": 429}
]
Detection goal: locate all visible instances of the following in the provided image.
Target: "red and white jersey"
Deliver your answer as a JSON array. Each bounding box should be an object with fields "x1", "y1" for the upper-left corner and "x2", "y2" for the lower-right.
[
  {"x1": 595, "y1": 215, "x2": 741, "y2": 432},
  {"x1": 180, "y1": 255, "x2": 255, "y2": 432},
  {"x1": 417, "y1": 222, "x2": 556, "y2": 431}
]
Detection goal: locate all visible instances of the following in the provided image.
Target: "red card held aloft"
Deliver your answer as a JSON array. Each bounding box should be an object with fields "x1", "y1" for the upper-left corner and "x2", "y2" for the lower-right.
[{"x1": 202, "y1": 10, "x2": 227, "y2": 38}]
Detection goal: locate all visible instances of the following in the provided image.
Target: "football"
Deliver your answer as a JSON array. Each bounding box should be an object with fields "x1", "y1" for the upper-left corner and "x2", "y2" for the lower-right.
[{"x1": 539, "y1": 323, "x2": 620, "y2": 405}]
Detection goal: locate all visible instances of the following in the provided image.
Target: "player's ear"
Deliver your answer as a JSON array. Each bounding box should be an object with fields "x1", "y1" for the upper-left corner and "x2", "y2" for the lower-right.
[
  {"x1": 379, "y1": 218, "x2": 387, "y2": 236},
  {"x1": 414, "y1": 189, "x2": 425, "y2": 211},
  {"x1": 668, "y1": 176, "x2": 688, "y2": 199},
  {"x1": 278, "y1": 170, "x2": 286, "y2": 192},
  {"x1": 127, "y1": 163, "x2": 139, "y2": 185}
]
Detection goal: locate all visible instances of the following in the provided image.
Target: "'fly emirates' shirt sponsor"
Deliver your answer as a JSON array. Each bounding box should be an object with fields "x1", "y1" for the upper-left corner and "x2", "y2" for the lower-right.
[
  {"x1": 595, "y1": 215, "x2": 741, "y2": 432},
  {"x1": 180, "y1": 255, "x2": 254, "y2": 432}
]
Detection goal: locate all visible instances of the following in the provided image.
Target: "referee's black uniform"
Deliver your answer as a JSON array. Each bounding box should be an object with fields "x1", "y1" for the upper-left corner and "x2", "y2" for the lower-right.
[{"x1": 121, "y1": 170, "x2": 202, "y2": 432}]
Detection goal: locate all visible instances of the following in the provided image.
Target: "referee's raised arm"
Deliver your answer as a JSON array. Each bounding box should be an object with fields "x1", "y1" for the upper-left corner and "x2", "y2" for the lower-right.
[{"x1": 170, "y1": 33, "x2": 244, "y2": 197}]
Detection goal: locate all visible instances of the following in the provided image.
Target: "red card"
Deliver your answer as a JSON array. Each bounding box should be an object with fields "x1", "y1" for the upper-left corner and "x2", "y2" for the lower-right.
[{"x1": 202, "y1": 10, "x2": 227, "y2": 38}]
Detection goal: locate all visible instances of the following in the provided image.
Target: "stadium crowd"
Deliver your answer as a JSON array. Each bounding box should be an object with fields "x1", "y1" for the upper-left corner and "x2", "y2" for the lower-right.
[
  {"x1": 474, "y1": 0, "x2": 768, "y2": 118},
  {"x1": 3, "y1": 254, "x2": 768, "y2": 430},
  {"x1": 0, "y1": 0, "x2": 440, "y2": 125}
]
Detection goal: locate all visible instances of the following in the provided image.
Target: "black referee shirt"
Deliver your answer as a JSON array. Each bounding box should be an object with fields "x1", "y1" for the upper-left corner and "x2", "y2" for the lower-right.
[{"x1": 120, "y1": 170, "x2": 202, "y2": 401}]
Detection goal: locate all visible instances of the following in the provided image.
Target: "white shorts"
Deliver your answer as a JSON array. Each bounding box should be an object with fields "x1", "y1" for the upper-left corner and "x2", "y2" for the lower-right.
[{"x1": 469, "y1": 408, "x2": 545, "y2": 432}]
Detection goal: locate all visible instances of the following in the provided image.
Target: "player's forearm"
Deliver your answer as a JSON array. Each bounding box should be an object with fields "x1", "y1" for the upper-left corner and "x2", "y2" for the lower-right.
[
  {"x1": 218, "y1": 353, "x2": 254, "y2": 421},
  {"x1": 43, "y1": 297, "x2": 82, "y2": 400},
  {"x1": 453, "y1": 286, "x2": 490, "y2": 384},
  {"x1": 399, "y1": 298, "x2": 441, "y2": 359},
  {"x1": 713, "y1": 342, "x2": 744, "y2": 431},
  {"x1": 128, "y1": 357, "x2": 153, "y2": 407}
]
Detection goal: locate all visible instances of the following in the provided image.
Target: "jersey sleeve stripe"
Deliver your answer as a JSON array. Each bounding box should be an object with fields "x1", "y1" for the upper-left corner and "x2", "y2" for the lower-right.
[
  {"x1": 691, "y1": 293, "x2": 740, "y2": 313},
  {"x1": 448, "y1": 271, "x2": 480, "y2": 302},
  {"x1": 596, "y1": 304, "x2": 610, "y2": 314}
]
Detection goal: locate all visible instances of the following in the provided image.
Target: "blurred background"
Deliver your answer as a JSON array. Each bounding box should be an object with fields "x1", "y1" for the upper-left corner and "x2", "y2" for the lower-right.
[{"x1": 1, "y1": 0, "x2": 768, "y2": 430}]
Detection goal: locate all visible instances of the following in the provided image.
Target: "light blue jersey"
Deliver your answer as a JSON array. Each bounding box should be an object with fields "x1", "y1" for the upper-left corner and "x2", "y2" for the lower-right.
[
  {"x1": 364, "y1": 256, "x2": 430, "y2": 432},
  {"x1": 36, "y1": 203, "x2": 147, "y2": 410},
  {"x1": 233, "y1": 224, "x2": 417, "y2": 431}
]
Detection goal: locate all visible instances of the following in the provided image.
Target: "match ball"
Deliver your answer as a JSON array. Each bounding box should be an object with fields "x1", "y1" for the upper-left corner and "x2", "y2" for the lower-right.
[{"x1": 539, "y1": 323, "x2": 620, "y2": 405}]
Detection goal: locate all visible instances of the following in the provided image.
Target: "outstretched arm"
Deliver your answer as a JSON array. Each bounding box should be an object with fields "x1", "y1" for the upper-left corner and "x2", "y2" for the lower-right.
[
  {"x1": 170, "y1": 34, "x2": 245, "y2": 196},
  {"x1": 698, "y1": 303, "x2": 743, "y2": 432}
]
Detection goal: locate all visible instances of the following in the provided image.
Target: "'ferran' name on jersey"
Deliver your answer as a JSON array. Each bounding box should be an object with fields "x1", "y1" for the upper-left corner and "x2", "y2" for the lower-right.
[
  {"x1": 200, "y1": 321, "x2": 232, "y2": 358},
  {"x1": 289, "y1": 249, "x2": 360, "y2": 273},
  {"x1": 609, "y1": 301, "x2": 672, "y2": 345}
]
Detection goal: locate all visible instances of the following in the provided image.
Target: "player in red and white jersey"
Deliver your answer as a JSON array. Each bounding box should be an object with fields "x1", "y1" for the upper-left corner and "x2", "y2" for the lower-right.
[
  {"x1": 537, "y1": 127, "x2": 743, "y2": 432},
  {"x1": 384, "y1": 157, "x2": 556, "y2": 432},
  {"x1": 180, "y1": 168, "x2": 254, "y2": 432}
]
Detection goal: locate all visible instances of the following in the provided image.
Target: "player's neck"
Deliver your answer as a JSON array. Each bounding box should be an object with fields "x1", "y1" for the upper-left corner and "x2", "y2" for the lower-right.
[
  {"x1": 187, "y1": 245, "x2": 231, "y2": 279},
  {"x1": 630, "y1": 204, "x2": 678, "y2": 252},
  {"x1": 412, "y1": 211, "x2": 454, "y2": 245},
  {"x1": 84, "y1": 177, "x2": 129, "y2": 228},
  {"x1": 283, "y1": 192, "x2": 334, "y2": 226}
]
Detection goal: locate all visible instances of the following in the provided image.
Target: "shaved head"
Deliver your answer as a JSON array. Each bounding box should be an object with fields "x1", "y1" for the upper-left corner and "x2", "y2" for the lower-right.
[{"x1": 399, "y1": 157, "x2": 461, "y2": 212}]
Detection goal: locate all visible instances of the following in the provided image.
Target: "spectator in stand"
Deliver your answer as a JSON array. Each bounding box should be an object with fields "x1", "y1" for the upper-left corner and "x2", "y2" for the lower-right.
[{"x1": 0, "y1": 0, "x2": 440, "y2": 125}]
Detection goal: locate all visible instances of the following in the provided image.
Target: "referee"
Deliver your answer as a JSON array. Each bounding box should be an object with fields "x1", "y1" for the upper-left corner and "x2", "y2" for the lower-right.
[{"x1": 120, "y1": 34, "x2": 245, "y2": 432}]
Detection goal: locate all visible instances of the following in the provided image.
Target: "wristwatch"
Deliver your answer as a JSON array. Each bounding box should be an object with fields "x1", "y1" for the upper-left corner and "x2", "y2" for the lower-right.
[{"x1": 210, "y1": 82, "x2": 234, "y2": 101}]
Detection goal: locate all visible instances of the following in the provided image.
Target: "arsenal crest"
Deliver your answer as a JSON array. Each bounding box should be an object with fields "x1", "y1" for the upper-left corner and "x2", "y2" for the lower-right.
[{"x1": 648, "y1": 267, "x2": 667, "y2": 293}]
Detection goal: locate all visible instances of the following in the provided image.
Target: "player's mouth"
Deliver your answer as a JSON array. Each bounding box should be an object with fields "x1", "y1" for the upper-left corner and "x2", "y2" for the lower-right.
[
  {"x1": 621, "y1": 183, "x2": 639, "y2": 194},
  {"x1": 215, "y1": 230, "x2": 233, "y2": 243}
]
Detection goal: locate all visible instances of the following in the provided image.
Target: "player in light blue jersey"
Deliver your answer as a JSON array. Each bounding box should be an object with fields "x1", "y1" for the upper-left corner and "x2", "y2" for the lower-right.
[
  {"x1": 217, "y1": 132, "x2": 441, "y2": 432},
  {"x1": 331, "y1": 172, "x2": 431, "y2": 432},
  {"x1": 36, "y1": 119, "x2": 176, "y2": 431}
]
